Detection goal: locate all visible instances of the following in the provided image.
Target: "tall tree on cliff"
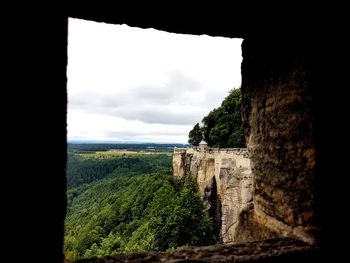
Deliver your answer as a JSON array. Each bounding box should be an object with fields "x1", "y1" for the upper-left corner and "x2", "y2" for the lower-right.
[
  {"x1": 189, "y1": 88, "x2": 246, "y2": 148},
  {"x1": 188, "y1": 123, "x2": 203, "y2": 146}
]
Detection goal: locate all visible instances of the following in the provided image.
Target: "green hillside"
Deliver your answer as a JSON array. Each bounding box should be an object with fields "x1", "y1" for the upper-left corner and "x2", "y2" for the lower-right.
[
  {"x1": 67, "y1": 151, "x2": 172, "y2": 188},
  {"x1": 65, "y1": 150, "x2": 217, "y2": 261}
]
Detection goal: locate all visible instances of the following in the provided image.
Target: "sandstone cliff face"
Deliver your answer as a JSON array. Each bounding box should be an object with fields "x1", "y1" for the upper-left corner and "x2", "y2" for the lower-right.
[{"x1": 173, "y1": 147, "x2": 253, "y2": 243}]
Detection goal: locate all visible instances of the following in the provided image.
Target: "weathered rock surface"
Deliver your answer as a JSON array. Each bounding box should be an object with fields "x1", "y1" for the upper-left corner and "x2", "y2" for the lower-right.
[
  {"x1": 73, "y1": 238, "x2": 319, "y2": 263},
  {"x1": 240, "y1": 40, "x2": 320, "y2": 245},
  {"x1": 173, "y1": 147, "x2": 253, "y2": 243}
]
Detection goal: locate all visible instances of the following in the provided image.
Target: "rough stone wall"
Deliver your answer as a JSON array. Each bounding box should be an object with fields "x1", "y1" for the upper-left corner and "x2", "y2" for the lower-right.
[
  {"x1": 173, "y1": 147, "x2": 253, "y2": 243},
  {"x1": 72, "y1": 238, "x2": 319, "y2": 263},
  {"x1": 239, "y1": 39, "x2": 320, "y2": 245}
]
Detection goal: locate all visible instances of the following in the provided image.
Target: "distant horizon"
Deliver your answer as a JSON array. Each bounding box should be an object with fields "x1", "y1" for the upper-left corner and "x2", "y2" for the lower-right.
[{"x1": 67, "y1": 139, "x2": 190, "y2": 145}]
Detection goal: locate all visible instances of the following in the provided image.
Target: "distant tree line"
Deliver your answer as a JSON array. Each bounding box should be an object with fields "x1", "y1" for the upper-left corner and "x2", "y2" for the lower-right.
[
  {"x1": 67, "y1": 153, "x2": 172, "y2": 189},
  {"x1": 68, "y1": 143, "x2": 188, "y2": 153},
  {"x1": 188, "y1": 88, "x2": 246, "y2": 148}
]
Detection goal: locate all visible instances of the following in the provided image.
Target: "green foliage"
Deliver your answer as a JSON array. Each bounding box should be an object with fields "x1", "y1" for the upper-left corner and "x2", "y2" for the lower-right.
[
  {"x1": 65, "y1": 166, "x2": 217, "y2": 260},
  {"x1": 188, "y1": 123, "x2": 203, "y2": 146},
  {"x1": 67, "y1": 152, "x2": 172, "y2": 188},
  {"x1": 155, "y1": 176, "x2": 216, "y2": 249},
  {"x1": 199, "y1": 88, "x2": 246, "y2": 148}
]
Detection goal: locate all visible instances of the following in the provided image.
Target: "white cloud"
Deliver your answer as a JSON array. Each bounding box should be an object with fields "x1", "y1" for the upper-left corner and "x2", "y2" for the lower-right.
[{"x1": 67, "y1": 18, "x2": 242, "y2": 143}]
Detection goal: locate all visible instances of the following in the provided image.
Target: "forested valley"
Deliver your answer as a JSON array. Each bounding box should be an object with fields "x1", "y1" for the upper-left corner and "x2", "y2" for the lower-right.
[
  {"x1": 65, "y1": 88, "x2": 244, "y2": 260},
  {"x1": 64, "y1": 144, "x2": 217, "y2": 261}
]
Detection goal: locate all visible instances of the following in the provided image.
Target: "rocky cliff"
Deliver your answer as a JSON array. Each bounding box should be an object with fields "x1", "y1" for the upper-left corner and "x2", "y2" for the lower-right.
[{"x1": 173, "y1": 146, "x2": 253, "y2": 243}]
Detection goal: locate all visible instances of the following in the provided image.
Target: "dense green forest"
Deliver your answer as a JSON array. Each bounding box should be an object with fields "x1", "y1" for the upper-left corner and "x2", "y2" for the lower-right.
[
  {"x1": 67, "y1": 152, "x2": 172, "y2": 188},
  {"x1": 65, "y1": 146, "x2": 217, "y2": 261},
  {"x1": 188, "y1": 88, "x2": 245, "y2": 148}
]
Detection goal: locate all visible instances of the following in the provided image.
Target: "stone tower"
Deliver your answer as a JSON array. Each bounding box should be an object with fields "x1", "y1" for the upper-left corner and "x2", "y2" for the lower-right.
[{"x1": 199, "y1": 140, "x2": 208, "y2": 152}]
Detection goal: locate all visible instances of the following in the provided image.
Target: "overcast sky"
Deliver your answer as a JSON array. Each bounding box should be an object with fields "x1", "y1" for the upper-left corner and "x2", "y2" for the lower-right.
[{"x1": 67, "y1": 18, "x2": 242, "y2": 144}]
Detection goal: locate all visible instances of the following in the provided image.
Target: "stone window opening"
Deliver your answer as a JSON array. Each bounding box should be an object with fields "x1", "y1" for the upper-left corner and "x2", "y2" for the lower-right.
[{"x1": 60, "y1": 14, "x2": 321, "y2": 263}]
